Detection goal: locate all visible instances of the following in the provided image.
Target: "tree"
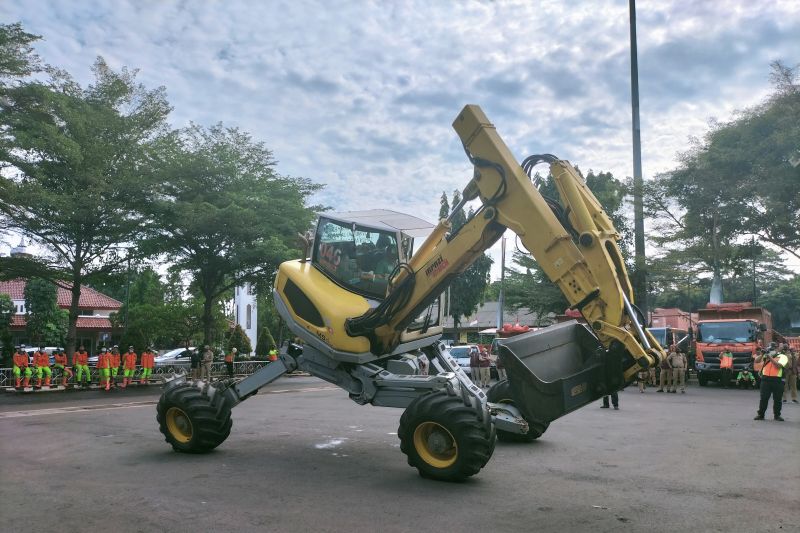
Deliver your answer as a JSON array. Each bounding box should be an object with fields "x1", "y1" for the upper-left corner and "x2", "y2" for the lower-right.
[
  {"x1": 0, "y1": 58, "x2": 172, "y2": 358},
  {"x1": 24, "y1": 279, "x2": 66, "y2": 347},
  {"x1": 647, "y1": 61, "x2": 800, "y2": 282},
  {"x1": 0, "y1": 293, "x2": 14, "y2": 366},
  {"x1": 758, "y1": 275, "x2": 800, "y2": 332},
  {"x1": 0, "y1": 22, "x2": 42, "y2": 81},
  {"x1": 227, "y1": 325, "x2": 252, "y2": 356},
  {"x1": 255, "y1": 326, "x2": 276, "y2": 357},
  {"x1": 443, "y1": 190, "x2": 492, "y2": 328},
  {"x1": 438, "y1": 191, "x2": 449, "y2": 220},
  {"x1": 143, "y1": 124, "x2": 321, "y2": 346},
  {"x1": 503, "y1": 169, "x2": 629, "y2": 319}
]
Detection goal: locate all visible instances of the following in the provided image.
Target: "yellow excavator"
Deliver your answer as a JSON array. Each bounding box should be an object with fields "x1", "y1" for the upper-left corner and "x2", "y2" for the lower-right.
[{"x1": 156, "y1": 105, "x2": 664, "y2": 481}]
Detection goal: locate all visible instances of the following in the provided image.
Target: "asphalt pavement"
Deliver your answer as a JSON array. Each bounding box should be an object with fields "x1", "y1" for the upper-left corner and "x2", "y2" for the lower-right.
[{"x1": 1, "y1": 377, "x2": 798, "y2": 533}]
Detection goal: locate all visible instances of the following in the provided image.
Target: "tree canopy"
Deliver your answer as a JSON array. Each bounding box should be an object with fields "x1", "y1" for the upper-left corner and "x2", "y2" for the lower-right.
[
  {"x1": 143, "y1": 123, "x2": 322, "y2": 345},
  {"x1": 0, "y1": 58, "x2": 172, "y2": 355}
]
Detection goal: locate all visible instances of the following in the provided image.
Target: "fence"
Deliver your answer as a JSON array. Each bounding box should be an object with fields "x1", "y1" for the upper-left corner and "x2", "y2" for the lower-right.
[{"x1": 0, "y1": 360, "x2": 274, "y2": 388}]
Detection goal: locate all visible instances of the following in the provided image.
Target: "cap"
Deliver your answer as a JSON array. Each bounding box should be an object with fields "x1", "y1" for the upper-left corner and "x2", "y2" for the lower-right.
[
  {"x1": 113, "y1": 345, "x2": 119, "y2": 348},
  {"x1": 232, "y1": 348, "x2": 237, "y2": 352},
  {"x1": 204, "y1": 345, "x2": 210, "y2": 349},
  {"x1": 129, "y1": 346, "x2": 134, "y2": 349}
]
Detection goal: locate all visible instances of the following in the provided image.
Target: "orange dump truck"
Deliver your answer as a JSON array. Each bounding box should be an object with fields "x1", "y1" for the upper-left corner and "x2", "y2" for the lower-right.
[{"x1": 694, "y1": 302, "x2": 772, "y2": 386}]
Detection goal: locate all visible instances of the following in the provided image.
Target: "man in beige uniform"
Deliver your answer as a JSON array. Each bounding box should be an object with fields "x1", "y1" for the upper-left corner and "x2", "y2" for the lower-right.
[
  {"x1": 668, "y1": 345, "x2": 687, "y2": 393},
  {"x1": 782, "y1": 345, "x2": 798, "y2": 403}
]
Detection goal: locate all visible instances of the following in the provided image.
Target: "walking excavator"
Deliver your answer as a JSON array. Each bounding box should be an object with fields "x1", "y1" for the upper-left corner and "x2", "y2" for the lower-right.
[{"x1": 156, "y1": 105, "x2": 665, "y2": 481}]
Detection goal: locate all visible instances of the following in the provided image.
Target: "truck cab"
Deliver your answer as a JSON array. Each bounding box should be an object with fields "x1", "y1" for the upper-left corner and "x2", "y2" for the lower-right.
[{"x1": 694, "y1": 318, "x2": 761, "y2": 386}]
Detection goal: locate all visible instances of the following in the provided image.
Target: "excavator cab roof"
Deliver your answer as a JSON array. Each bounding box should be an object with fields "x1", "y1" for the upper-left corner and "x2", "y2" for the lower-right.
[{"x1": 312, "y1": 210, "x2": 433, "y2": 301}]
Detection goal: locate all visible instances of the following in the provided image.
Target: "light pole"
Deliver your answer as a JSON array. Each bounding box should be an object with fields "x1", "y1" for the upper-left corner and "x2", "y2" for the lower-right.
[{"x1": 629, "y1": 0, "x2": 649, "y2": 318}]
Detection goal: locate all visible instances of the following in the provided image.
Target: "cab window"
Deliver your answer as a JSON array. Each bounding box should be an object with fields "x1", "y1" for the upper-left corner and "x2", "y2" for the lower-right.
[{"x1": 313, "y1": 218, "x2": 399, "y2": 299}]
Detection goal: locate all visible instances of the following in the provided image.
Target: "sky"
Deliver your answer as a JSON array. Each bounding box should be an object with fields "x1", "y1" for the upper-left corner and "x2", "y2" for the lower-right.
[{"x1": 2, "y1": 0, "x2": 799, "y2": 278}]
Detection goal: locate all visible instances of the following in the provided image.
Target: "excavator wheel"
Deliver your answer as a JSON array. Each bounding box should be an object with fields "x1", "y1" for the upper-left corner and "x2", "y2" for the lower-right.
[
  {"x1": 487, "y1": 379, "x2": 549, "y2": 442},
  {"x1": 398, "y1": 390, "x2": 495, "y2": 482},
  {"x1": 157, "y1": 383, "x2": 232, "y2": 453}
]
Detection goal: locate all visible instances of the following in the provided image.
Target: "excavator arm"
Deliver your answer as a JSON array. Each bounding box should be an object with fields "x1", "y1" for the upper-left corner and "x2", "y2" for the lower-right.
[{"x1": 346, "y1": 105, "x2": 663, "y2": 384}]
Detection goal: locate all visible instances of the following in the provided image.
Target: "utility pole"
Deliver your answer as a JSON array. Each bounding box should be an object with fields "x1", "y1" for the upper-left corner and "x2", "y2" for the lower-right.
[
  {"x1": 751, "y1": 236, "x2": 757, "y2": 305},
  {"x1": 497, "y1": 237, "x2": 506, "y2": 329},
  {"x1": 629, "y1": 0, "x2": 648, "y2": 318}
]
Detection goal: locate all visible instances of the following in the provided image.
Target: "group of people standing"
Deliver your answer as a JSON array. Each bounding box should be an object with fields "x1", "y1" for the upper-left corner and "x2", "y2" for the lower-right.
[
  {"x1": 10, "y1": 344, "x2": 155, "y2": 391},
  {"x1": 469, "y1": 346, "x2": 493, "y2": 388}
]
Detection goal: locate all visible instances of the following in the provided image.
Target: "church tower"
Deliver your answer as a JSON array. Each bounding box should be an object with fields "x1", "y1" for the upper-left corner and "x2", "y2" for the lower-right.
[{"x1": 234, "y1": 282, "x2": 257, "y2": 355}]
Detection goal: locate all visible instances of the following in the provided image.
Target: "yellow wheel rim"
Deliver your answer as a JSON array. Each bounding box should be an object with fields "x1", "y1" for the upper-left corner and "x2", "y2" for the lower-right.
[
  {"x1": 166, "y1": 407, "x2": 193, "y2": 443},
  {"x1": 413, "y1": 421, "x2": 457, "y2": 468}
]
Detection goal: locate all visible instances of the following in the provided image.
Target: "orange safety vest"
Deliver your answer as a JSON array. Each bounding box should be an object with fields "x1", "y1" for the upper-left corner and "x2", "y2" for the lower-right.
[
  {"x1": 97, "y1": 353, "x2": 111, "y2": 369},
  {"x1": 54, "y1": 353, "x2": 68, "y2": 366},
  {"x1": 140, "y1": 351, "x2": 155, "y2": 368},
  {"x1": 225, "y1": 352, "x2": 235, "y2": 363},
  {"x1": 123, "y1": 352, "x2": 137, "y2": 369},
  {"x1": 111, "y1": 352, "x2": 121, "y2": 367},
  {"x1": 762, "y1": 354, "x2": 788, "y2": 378},
  {"x1": 719, "y1": 353, "x2": 733, "y2": 369},
  {"x1": 34, "y1": 351, "x2": 49, "y2": 367},
  {"x1": 73, "y1": 351, "x2": 89, "y2": 366},
  {"x1": 13, "y1": 352, "x2": 28, "y2": 367}
]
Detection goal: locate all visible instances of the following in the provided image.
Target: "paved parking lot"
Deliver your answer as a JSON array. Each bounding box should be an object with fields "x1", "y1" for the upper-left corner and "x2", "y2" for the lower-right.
[{"x1": 2, "y1": 377, "x2": 798, "y2": 532}]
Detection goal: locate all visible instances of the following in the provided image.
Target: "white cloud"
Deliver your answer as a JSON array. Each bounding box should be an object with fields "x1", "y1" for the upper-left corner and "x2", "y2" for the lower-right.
[{"x1": 3, "y1": 0, "x2": 798, "y2": 275}]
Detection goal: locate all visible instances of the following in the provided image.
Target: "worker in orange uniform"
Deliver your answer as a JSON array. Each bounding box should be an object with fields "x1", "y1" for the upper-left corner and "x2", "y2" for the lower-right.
[
  {"x1": 53, "y1": 349, "x2": 73, "y2": 388},
  {"x1": 110, "y1": 345, "x2": 121, "y2": 389},
  {"x1": 34, "y1": 346, "x2": 52, "y2": 389},
  {"x1": 97, "y1": 348, "x2": 112, "y2": 391},
  {"x1": 13, "y1": 346, "x2": 32, "y2": 389},
  {"x1": 719, "y1": 349, "x2": 734, "y2": 388},
  {"x1": 73, "y1": 345, "x2": 91, "y2": 387},
  {"x1": 225, "y1": 347, "x2": 237, "y2": 378},
  {"x1": 139, "y1": 346, "x2": 155, "y2": 384},
  {"x1": 121, "y1": 346, "x2": 137, "y2": 388}
]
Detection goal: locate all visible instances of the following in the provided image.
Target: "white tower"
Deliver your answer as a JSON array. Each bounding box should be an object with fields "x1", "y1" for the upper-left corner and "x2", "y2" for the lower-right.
[{"x1": 234, "y1": 282, "x2": 257, "y2": 355}]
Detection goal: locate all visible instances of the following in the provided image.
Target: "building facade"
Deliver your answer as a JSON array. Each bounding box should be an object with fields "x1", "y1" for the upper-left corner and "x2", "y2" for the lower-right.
[
  {"x1": 0, "y1": 279, "x2": 122, "y2": 353},
  {"x1": 234, "y1": 282, "x2": 257, "y2": 355}
]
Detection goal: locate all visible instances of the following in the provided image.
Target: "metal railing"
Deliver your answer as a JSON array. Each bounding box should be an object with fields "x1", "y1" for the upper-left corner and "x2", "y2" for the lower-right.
[{"x1": 0, "y1": 360, "x2": 275, "y2": 388}]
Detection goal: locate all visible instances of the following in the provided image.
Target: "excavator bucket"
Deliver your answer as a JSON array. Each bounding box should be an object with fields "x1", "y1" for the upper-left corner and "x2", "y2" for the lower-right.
[{"x1": 498, "y1": 320, "x2": 623, "y2": 423}]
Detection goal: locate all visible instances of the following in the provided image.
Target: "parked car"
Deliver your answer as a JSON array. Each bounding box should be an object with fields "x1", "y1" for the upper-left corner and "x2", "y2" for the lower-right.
[
  {"x1": 448, "y1": 344, "x2": 498, "y2": 379},
  {"x1": 449, "y1": 345, "x2": 480, "y2": 376},
  {"x1": 22, "y1": 346, "x2": 59, "y2": 365},
  {"x1": 154, "y1": 347, "x2": 197, "y2": 367}
]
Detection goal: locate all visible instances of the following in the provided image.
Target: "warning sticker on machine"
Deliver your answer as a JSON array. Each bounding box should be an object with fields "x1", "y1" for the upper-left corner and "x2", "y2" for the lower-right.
[{"x1": 424, "y1": 255, "x2": 449, "y2": 279}]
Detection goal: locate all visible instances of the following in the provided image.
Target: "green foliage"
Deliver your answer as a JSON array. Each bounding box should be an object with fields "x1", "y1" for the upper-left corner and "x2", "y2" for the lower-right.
[
  {"x1": 503, "y1": 169, "x2": 629, "y2": 320},
  {"x1": 438, "y1": 191, "x2": 450, "y2": 220},
  {"x1": 255, "y1": 326, "x2": 276, "y2": 356},
  {"x1": 503, "y1": 252, "x2": 568, "y2": 324},
  {"x1": 0, "y1": 22, "x2": 41, "y2": 82},
  {"x1": 645, "y1": 61, "x2": 799, "y2": 292},
  {"x1": 0, "y1": 57, "x2": 172, "y2": 355},
  {"x1": 442, "y1": 190, "x2": 493, "y2": 328},
  {"x1": 142, "y1": 123, "x2": 322, "y2": 345},
  {"x1": 0, "y1": 294, "x2": 14, "y2": 366},
  {"x1": 227, "y1": 324, "x2": 252, "y2": 355},
  {"x1": 23, "y1": 279, "x2": 66, "y2": 346},
  {"x1": 759, "y1": 276, "x2": 800, "y2": 332}
]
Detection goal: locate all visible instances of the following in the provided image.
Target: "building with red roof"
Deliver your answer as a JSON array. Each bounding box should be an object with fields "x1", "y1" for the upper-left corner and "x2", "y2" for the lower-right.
[{"x1": 0, "y1": 279, "x2": 122, "y2": 352}]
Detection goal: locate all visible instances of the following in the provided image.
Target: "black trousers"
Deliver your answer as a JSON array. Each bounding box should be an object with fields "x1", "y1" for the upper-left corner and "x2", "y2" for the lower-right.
[
  {"x1": 602, "y1": 392, "x2": 618, "y2": 407},
  {"x1": 720, "y1": 368, "x2": 732, "y2": 388},
  {"x1": 225, "y1": 361, "x2": 234, "y2": 378},
  {"x1": 758, "y1": 377, "x2": 784, "y2": 417}
]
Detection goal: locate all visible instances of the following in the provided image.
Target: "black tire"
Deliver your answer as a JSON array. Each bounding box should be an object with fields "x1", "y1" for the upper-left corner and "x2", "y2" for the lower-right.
[
  {"x1": 399, "y1": 390, "x2": 495, "y2": 481},
  {"x1": 486, "y1": 380, "x2": 549, "y2": 442},
  {"x1": 698, "y1": 373, "x2": 708, "y2": 387},
  {"x1": 157, "y1": 383, "x2": 232, "y2": 453}
]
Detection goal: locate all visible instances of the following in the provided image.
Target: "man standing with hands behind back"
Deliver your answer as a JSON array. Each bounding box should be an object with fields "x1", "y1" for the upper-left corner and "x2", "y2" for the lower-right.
[{"x1": 754, "y1": 344, "x2": 789, "y2": 421}]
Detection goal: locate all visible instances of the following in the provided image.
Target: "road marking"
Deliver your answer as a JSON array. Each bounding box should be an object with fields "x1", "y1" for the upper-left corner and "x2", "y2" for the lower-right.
[{"x1": 0, "y1": 385, "x2": 340, "y2": 419}]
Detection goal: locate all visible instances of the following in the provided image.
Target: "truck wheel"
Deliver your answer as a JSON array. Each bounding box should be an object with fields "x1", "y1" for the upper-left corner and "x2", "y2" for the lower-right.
[
  {"x1": 487, "y1": 380, "x2": 549, "y2": 442},
  {"x1": 399, "y1": 390, "x2": 494, "y2": 481},
  {"x1": 698, "y1": 373, "x2": 708, "y2": 387},
  {"x1": 157, "y1": 383, "x2": 232, "y2": 453}
]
